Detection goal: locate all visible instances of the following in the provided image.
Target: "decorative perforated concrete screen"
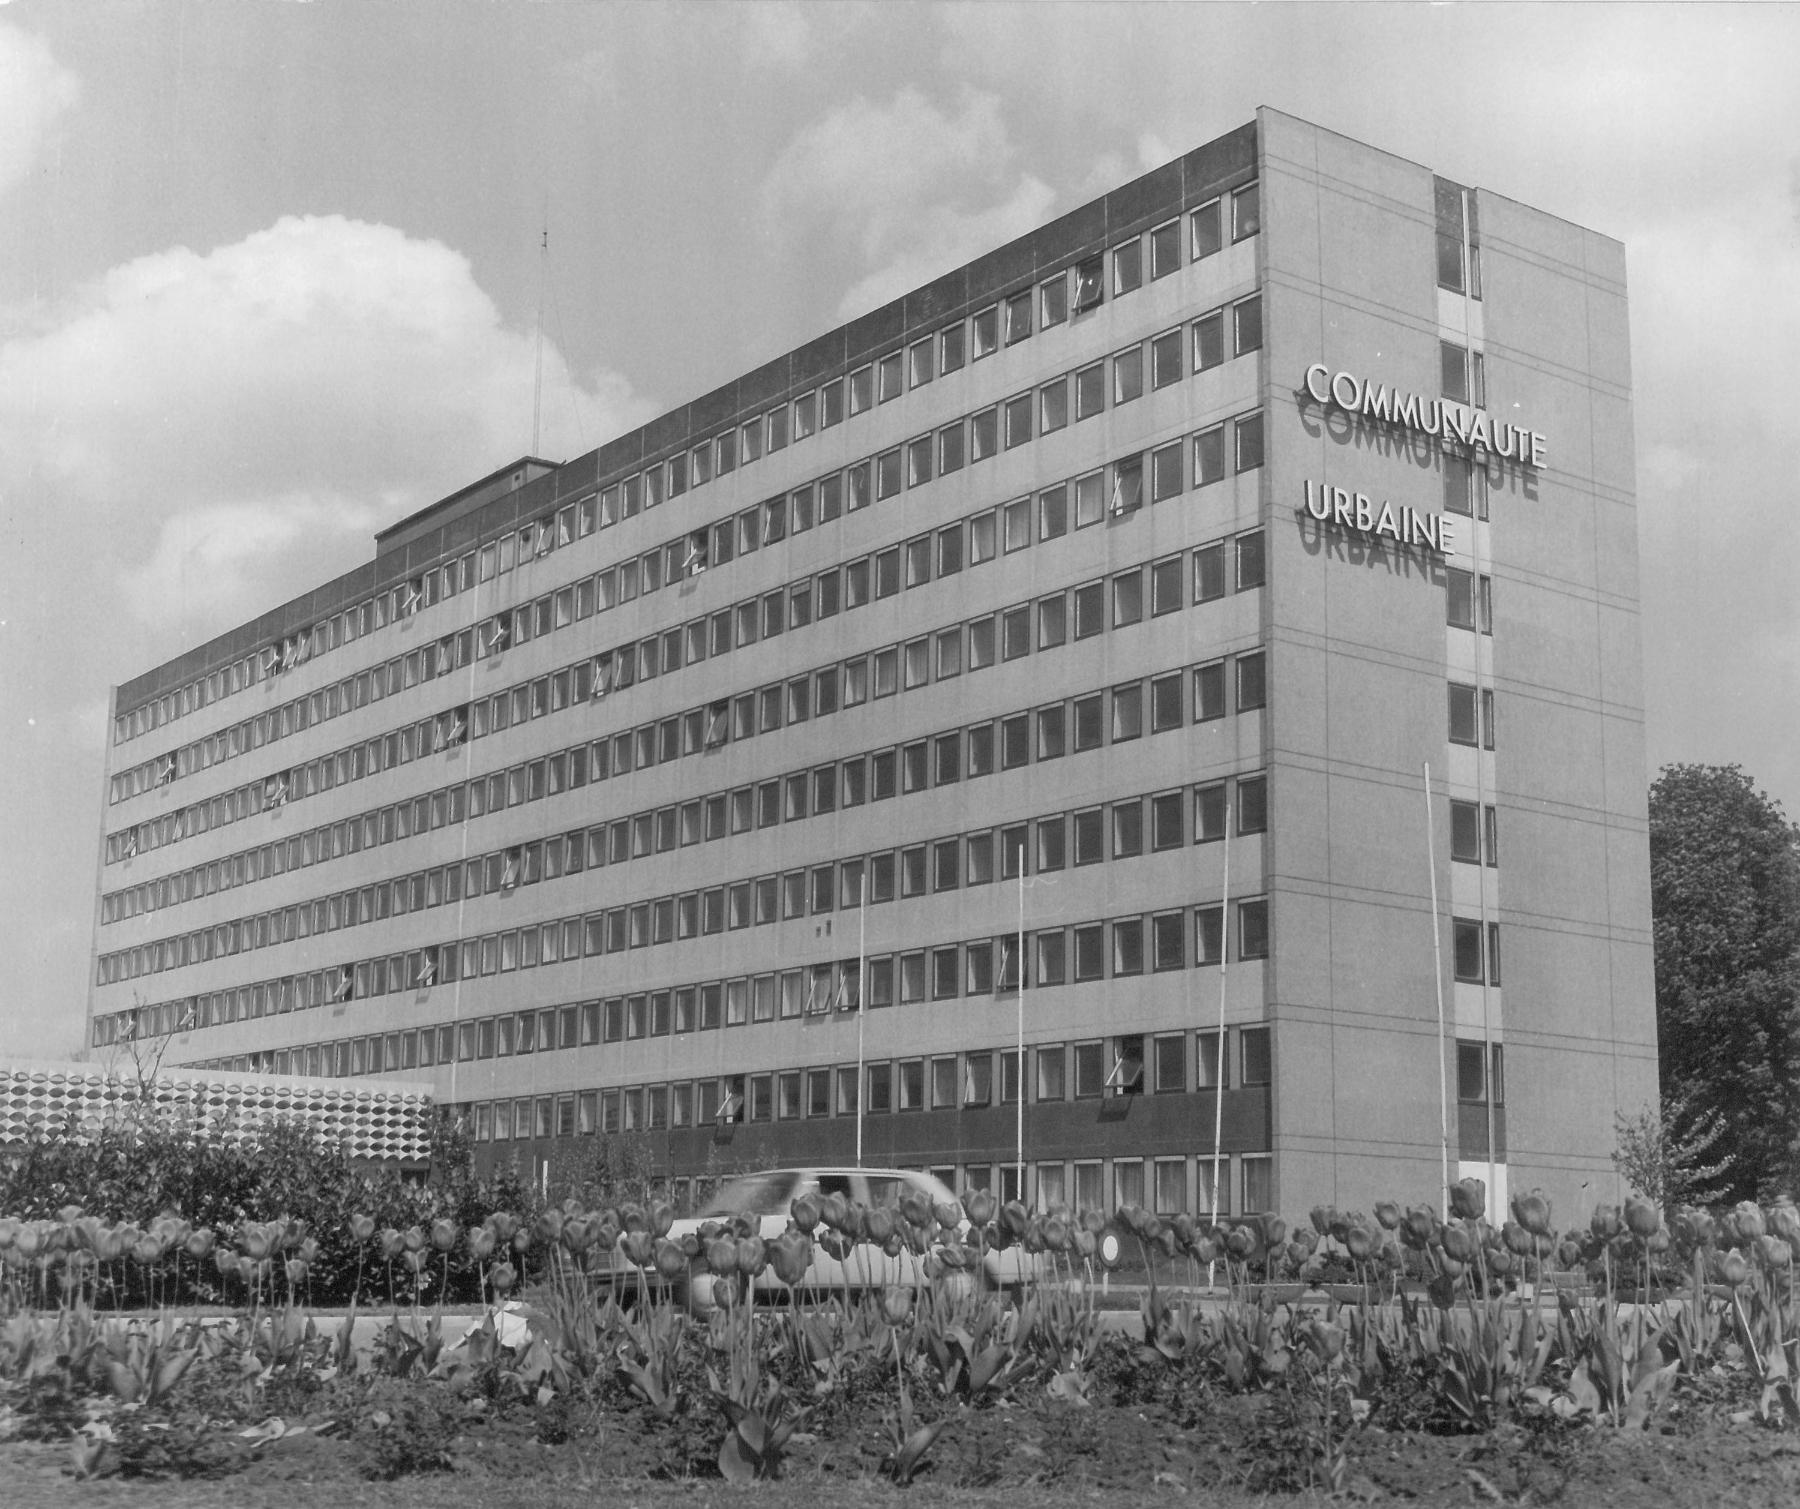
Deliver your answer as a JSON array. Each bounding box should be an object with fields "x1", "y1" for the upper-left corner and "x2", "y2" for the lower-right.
[{"x1": 0, "y1": 1060, "x2": 431, "y2": 1162}]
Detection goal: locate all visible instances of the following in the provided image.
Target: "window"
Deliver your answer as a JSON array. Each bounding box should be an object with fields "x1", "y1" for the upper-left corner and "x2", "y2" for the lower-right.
[
  {"x1": 1040, "y1": 377, "x2": 1069, "y2": 434},
  {"x1": 1038, "y1": 593, "x2": 1066, "y2": 649},
  {"x1": 1152, "y1": 790, "x2": 1185, "y2": 851},
  {"x1": 1457, "y1": 1040, "x2": 1489, "y2": 1102},
  {"x1": 878, "y1": 350, "x2": 904, "y2": 402},
  {"x1": 1112, "y1": 683, "x2": 1143, "y2": 742},
  {"x1": 1191, "y1": 197, "x2": 1222, "y2": 258},
  {"x1": 1449, "y1": 683, "x2": 1479, "y2": 745},
  {"x1": 1441, "y1": 340, "x2": 1470, "y2": 403},
  {"x1": 1073, "y1": 1042, "x2": 1104, "y2": 1098},
  {"x1": 1150, "y1": 218, "x2": 1179, "y2": 278},
  {"x1": 909, "y1": 336, "x2": 934, "y2": 388},
  {"x1": 907, "y1": 434, "x2": 933, "y2": 487},
  {"x1": 972, "y1": 304, "x2": 998, "y2": 359},
  {"x1": 1233, "y1": 294, "x2": 1263, "y2": 356},
  {"x1": 1451, "y1": 799, "x2": 1482, "y2": 863},
  {"x1": 1037, "y1": 1045, "x2": 1066, "y2": 1101},
  {"x1": 1193, "y1": 308, "x2": 1224, "y2": 372},
  {"x1": 1004, "y1": 392, "x2": 1032, "y2": 448},
  {"x1": 1453, "y1": 917, "x2": 1484, "y2": 981},
  {"x1": 1194, "y1": 662, "x2": 1225, "y2": 722},
  {"x1": 1238, "y1": 774, "x2": 1268, "y2": 834},
  {"x1": 1237, "y1": 531, "x2": 1266, "y2": 590},
  {"x1": 940, "y1": 320, "x2": 965, "y2": 373},
  {"x1": 1113, "y1": 344, "x2": 1143, "y2": 405},
  {"x1": 1194, "y1": 424, "x2": 1225, "y2": 486},
  {"x1": 939, "y1": 420, "x2": 965, "y2": 474},
  {"x1": 1073, "y1": 580, "x2": 1104, "y2": 639},
  {"x1": 1232, "y1": 181, "x2": 1260, "y2": 240},
  {"x1": 1037, "y1": 704, "x2": 1064, "y2": 761},
  {"x1": 1075, "y1": 361, "x2": 1105, "y2": 420},
  {"x1": 1113, "y1": 568, "x2": 1143, "y2": 626},
  {"x1": 1236, "y1": 651, "x2": 1266, "y2": 712},
  {"x1": 970, "y1": 407, "x2": 997, "y2": 461},
  {"x1": 1238, "y1": 898, "x2": 1269, "y2": 960},
  {"x1": 1005, "y1": 288, "x2": 1032, "y2": 344},
  {"x1": 1151, "y1": 441, "x2": 1183, "y2": 502},
  {"x1": 1041, "y1": 272, "x2": 1068, "y2": 327},
  {"x1": 1235, "y1": 412, "x2": 1264, "y2": 472},
  {"x1": 1113, "y1": 237, "x2": 1142, "y2": 295},
  {"x1": 1074, "y1": 254, "x2": 1103, "y2": 311},
  {"x1": 1487, "y1": 922, "x2": 1502, "y2": 986},
  {"x1": 1447, "y1": 567, "x2": 1477, "y2": 627}
]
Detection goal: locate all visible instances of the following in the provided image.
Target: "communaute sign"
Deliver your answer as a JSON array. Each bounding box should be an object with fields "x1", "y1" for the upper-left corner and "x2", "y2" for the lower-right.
[{"x1": 1302, "y1": 363, "x2": 1547, "y2": 469}]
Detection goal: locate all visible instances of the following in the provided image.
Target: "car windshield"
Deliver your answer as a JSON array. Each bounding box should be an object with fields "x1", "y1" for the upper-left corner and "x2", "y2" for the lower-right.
[{"x1": 701, "y1": 1171, "x2": 801, "y2": 1217}]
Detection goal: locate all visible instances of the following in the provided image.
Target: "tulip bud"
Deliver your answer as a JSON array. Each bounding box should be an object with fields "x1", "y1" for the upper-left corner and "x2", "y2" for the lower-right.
[
  {"x1": 536, "y1": 1207, "x2": 565, "y2": 1242},
  {"x1": 488, "y1": 1211, "x2": 519, "y2": 1242},
  {"x1": 620, "y1": 1231, "x2": 655, "y2": 1269},
  {"x1": 401, "y1": 1225, "x2": 425, "y2": 1253},
  {"x1": 57, "y1": 1204, "x2": 83, "y2": 1225},
  {"x1": 881, "y1": 1286, "x2": 913, "y2": 1325},
  {"x1": 864, "y1": 1207, "x2": 896, "y2": 1246},
  {"x1": 706, "y1": 1237, "x2": 738, "y2": 1276},
  {"x1": 654, "y1": 1238, "x2": 688, "y2": 1282},
  {"x1": 1440, "y1": 1224, "x2": 1476, "y2": 1264},
  {"x1": 1756, "y1": 1235, "x2": 1792, "y2": 1270},
  {"x1": 1765, "y1": 1202, "x2": 1800, "y2": 1243},
  {"x1": 1345, "y1": 1224, "x2": 1376, "y2": 1262},
  {"x1": 512, "y1": 1227, "x2": 533, "y2": 1255},
  {"x1": 650, "y1": 1203, "x2": 674, "y2": 1239},
  {"x1": 899, "y1": 1188, "x2": 934, "y2": 1231},
  {"x1": 431, "y1": 1217, "x2": 458, "y2": 1253},
  {"x1": 1225, "y1": 1227, "x2": 1255, "y2": 1259},
  {"x1": 736, "y1": 1236, "x2": 767, "y2": 1277},
  {"x1": 350, "y1": 1213, "x2": 376, "y2": 1243},
  {"x1": 1072, "y1": 1229, "x2": 1097, "y2": 1259},
  {"x1": 768, "y1": 1232, "x2": 811, "y2": 1287},
  {"x1": 1732, "y1": 1201, "x2": 1767, "y2": 1242},
  {"x1": 467, "y1": 1226, "x2": 496, "y2": 1262},
  {"x1": 1623, "y1": 1196, "x2": 1661, "y2": 1240},
  {"x1": 790, "y1": 1194, "x2": 822, "y2": 1233},
  {"x1": 1716, "y1": 1249, "x2": 1749, "y2": 1286},
  {"x1": 285, "y1": 1258, "x2": 309, "y2": 1287},
  {"x1": 934, "y1": 1200, "x2": 962, "y2": 1231},
  {"x1": 1310, "y1": 1206, "x2": 1334, "y2": 1237},
  {"x1": 1590, "y1": 1204, "x2": 1622, "y2": 1241},
  {"x1": 1510, "y1": 1190, "x2": 1552, "y2": 1237},
  {"x1": 185, "y1": 1227, "x2": 215, "y2": 1261},
  {"x1": 1402, "y1": 1206, "x2": 1436, "y2": 1251},
  {"x1": 1450, "y1": 1178, "x2": 1486, "y2": 1222},
  {"x1": 1373, "y1": 1201, "x2": 1402, "y2": 1231},
  {"x1": 490, "y1": 1261, "x2": 517, "y2": 1295},
  {"x1": 712, "y1": 1277, "x2": 737, "y2": 1309},
  {"x1": 619, "y1": 1203, "x2": 648, "y2": 1235},
  {"x1": 962, "y1": 1189, "x2": 997, "y2": 1228},
  {"x1": 1301, "y1": 1319, "x2": 1345, "y2": 1362}
]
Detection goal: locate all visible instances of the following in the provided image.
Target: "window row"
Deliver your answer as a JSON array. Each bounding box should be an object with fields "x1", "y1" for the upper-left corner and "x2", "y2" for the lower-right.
[
  {"x1": 97, "y1": 773, "x2": 1271, "y2": 984},
  {"x1": 95, "y1": 896, "x2": 1273, "y2": 1049},
  {"x1": 104, "y1": 607, "x2": 1267, "y2": 925},
  {"x1": 104, "y1": 512, "x2": 1268, "y2": 868},
  {"x1": 110, "y1": 384, "x2": 1266, "y2": 810}
]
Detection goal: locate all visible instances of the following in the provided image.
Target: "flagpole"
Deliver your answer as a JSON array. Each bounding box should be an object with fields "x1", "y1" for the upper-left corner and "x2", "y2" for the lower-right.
[
  {"x1": 1210, "y1": 800, "x2": 1231, "y2": 1264},
  {"x1": 1423, "y1": 762, "x2": 1450, "y2": 1214},
  {"x1": 1016, "y1": 846, "x2": 1026, "y2": 1202},
  {"x1": 856, "y1": 871, "x2": 867, "y2": 1168}
]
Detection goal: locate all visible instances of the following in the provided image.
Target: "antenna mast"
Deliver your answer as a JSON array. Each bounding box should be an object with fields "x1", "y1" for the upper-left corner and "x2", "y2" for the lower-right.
[{"x1": 532, "y1": 204, "x2": 547, "y2": 456}]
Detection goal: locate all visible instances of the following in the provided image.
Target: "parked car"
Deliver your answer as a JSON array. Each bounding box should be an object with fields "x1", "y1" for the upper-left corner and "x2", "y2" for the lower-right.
[{"x1": 596, "y1": 1167, "x2": 1039, "y2": 1309}]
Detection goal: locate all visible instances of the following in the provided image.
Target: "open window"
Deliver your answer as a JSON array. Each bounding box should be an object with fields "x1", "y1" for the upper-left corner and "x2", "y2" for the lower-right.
[{"x1": 1106, "y1": 1033, "x2": 1146, "y2": 1096}]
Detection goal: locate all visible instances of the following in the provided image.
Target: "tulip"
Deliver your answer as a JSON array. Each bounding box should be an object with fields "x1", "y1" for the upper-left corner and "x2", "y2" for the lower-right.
[
  {"x1": 768, "y1": 1231, "x2": 810, "y2": 1287},
  {"x1": 1450, "y1": 1178, "x2": 1486, "y2": 1222},
  {"x1": 1260, "y1": 1215, "x2": 1288, "y2": 1250},
  {"x1": 467, "y1": 1226, "x2": 496, "y2": 1262},
  {"x1": 1401, "y1": 1206, "x2": 1436, "y2": 1251},
  {"x1": 790, "y1": 1194, "x2": 822, "y2": 1233},
  {"x1": 1716, "y1": 1249, "x2": 1749, "y2": 1286},
  {"x1": 899, "y1": 1188, "x2": 934, "y2": 1231},
  {"x1": 236, "y1": 1254, "x2": 257, "y2": 1287},
  {"x1": 1732, "y1": 1201, "x2": 1767, "y2": 1242},
  {"x1": 430, "y1": 1217, "x2": 458, "y2": 1253},
  {"x1": 1756, "y1": 1235, "x2": 1792, "y2": 1270},
  {"x1": 614, "y1": 1231, "x2": 650, "y2": 1268},
  {"x1": 132, "y1": 1235, "x2": 163, "y2": 1265},
  {"x1": 240, "y1": 1225, "x2": 272, "y2": 1260},
  {"x1": 618, "y1": 1203, "x2": 648, "y2": 1235},
  {"x1": 57, "y1": 1204, "x2": 83, "y2": 1225},
  {"x1": 1590, "y1": 1205, "x2": 1622, "y2": 1242},
  {"x1": 285, "y1": 1258, "x2": 309, "y2": 1287},
  {"x1": 562, "y1": 1217, "x2": 596, "y2": 1255},
  {"x1": 1344, "y1": 1224, "x2": 1376, "y2": 1262},
  {"x1": 1000, "y1": 1200, "x2": 1030, "y2": 1239},
  {"x1": 489, "y1": 1211, "x2": 518, "y2": 1242},
  {"x1": 862, "y1": 1207, "x2": 894, "y2": 1246},
  {"x1": 185, "y1": 1227, "x2": 215, "y2": 1261},
  {"x1": 1192, "y1": 1237, "x2": 1219, "y2": 1265},
  {"x1": 654, "y1": 1238, "x2": 689, "y2": 1282},
  {"x1": 349, "y1": 1212, "x2": 376, "y2": 1243},
  {"x1": 536, "y1": 1207, "x2": 565, "y2": 1242},
  {"x1": 1225, "y1": 1226, "x2": 1256, "y2": 1259},
  {"x1": 1623, "y1": 1196, "x2": 1661, "y2": 1240},
  {"x1": 712, "y1": 1277, "x2": 737, "y2": 1309},
  {"x1": 402, "y1": 1225, "x2": 426, "y2": 1252},
  {"x1": 962, "y1": 1189, "x2": 997, "y2": 1227},
  {"x1": 490, "y1": 1261, "x2": 517, "y2": 1295},
  {"x1": 1309, "y1": 1206, "x2": 1334, "y2": 1237},
  {"x1": 511, "y1": 1228, "x2": 533, "y2": 1255},
  {"x1": 213, "y1": 1248, "x2": 234, "y2": 1279},
  {"x1": 1072, "y1": 1229, "x2": 1097, "y2": 1260},
  {"x1": 1300, "y1": 1319, "x2": 1344, "y2": 1362},
  {"x1": 1440, "y1": 1224, "x2": 1476, "y2": 1264},
  {"x1": 1765, "y1": 1202, "x2": 1800, "y2": 1243},
  {"x1": 1373, "y1": 1201, "x2": 1401, "y2": 1232},
  {"x1": 881, "y1": 1286, "x2": 913, "y2": 1324},
  {"x1": 934, "y1": 1200, "x2": 962, "y2": 1231},
  {"x1": 650, "y1": 1203, "x2": 674, "y2": 1239},
  {"x1": 1499, "y1": 1195, "x2": 1539, "y2": 1241},
  {"x1": 403, "y1": 1249, "x2": 428, "y2": 1275},
  {"x1": 706, "y1": 1237, "x2": 739, "y2": 1276}
]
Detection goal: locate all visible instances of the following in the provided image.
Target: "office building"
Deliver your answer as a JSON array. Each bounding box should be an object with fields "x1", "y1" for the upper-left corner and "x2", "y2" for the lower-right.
[{"x1": 87, "y1": 110, "x2": 1657, "y2": 1220}]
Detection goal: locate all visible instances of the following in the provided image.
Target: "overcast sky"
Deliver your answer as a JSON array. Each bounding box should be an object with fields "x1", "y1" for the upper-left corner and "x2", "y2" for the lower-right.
[{"x1": 3, "y1": 2, "x2": 1796, "y2": 1060}]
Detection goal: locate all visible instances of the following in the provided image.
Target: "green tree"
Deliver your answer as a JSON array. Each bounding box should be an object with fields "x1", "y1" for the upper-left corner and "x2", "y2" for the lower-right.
[{"x1": 1649, "y1": 764, "x2": 1800, "y2": 1200}]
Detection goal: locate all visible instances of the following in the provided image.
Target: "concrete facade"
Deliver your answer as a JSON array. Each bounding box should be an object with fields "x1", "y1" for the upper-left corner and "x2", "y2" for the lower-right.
[{"x1": 87, "y1": 111, "x2": 1657, "y2": 1221}]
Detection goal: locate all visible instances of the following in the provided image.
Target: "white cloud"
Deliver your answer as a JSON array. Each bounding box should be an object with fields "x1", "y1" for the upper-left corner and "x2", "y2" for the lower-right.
[
  {"x1": 0, "y1": 22, "x2": 79, "y2": 198},
  {"x1": 736, "y1": 2, "x2": 815, "y2": 69},
  {"x1": 762, "y1": 87, "x2": 1055, "y2": 321},
  {"x1": 0, "y1": 213, "x2": 651, "y2": 635},
  {"x1": 835, "y1": 175, "x2": 1055, "y2": 322}
]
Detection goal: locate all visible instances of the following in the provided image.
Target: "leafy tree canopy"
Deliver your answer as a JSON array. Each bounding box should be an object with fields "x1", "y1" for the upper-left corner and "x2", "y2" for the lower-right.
[{"x1": 1649, "y1": 763, "x2": 1800, "y2": 1200}]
